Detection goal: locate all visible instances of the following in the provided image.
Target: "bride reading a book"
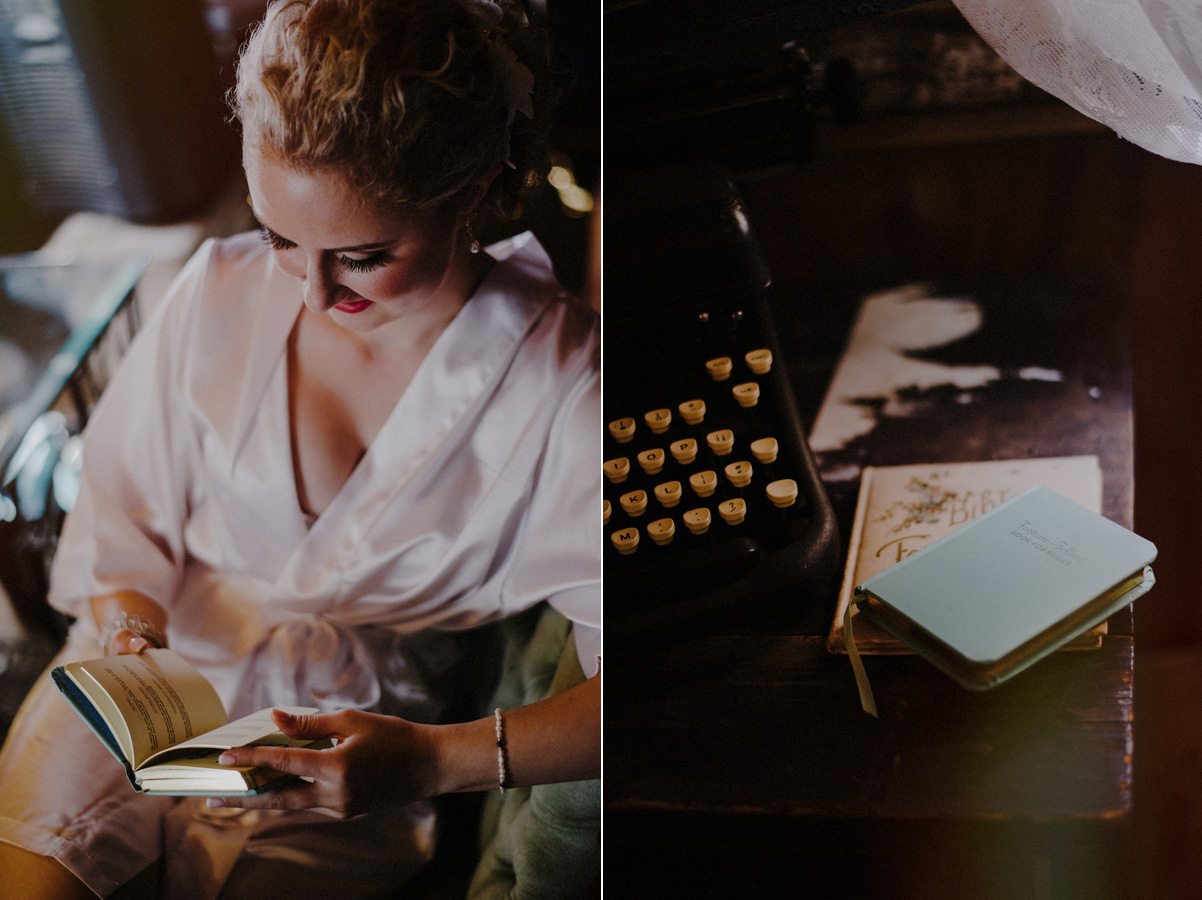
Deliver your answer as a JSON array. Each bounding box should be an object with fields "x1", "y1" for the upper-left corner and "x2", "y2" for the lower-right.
[{"x1": 0, "y1": 1, "x2": 599, "y2": 897}]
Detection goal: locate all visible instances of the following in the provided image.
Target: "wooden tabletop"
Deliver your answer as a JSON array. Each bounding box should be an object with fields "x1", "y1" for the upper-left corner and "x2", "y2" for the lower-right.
[{"x1": 604, "y1": 271, "x2": 1136, "y2": 898}]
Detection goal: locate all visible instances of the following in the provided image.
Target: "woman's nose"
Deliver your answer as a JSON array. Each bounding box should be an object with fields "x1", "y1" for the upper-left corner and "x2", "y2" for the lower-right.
[{"x1": 303, "y1": 254, "x2": 339, "y2": 313}]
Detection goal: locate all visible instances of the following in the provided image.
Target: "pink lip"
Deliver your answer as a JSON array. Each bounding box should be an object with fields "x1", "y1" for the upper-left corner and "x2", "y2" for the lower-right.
[{"x1": 334, "y1": 298, "x2": 373, "y2": 314}]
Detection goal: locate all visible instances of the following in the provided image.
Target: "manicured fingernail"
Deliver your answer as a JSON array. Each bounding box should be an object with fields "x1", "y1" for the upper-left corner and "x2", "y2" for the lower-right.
[
  {"x1": 206, "y1": 798, "x2": 225, "y2": 808},
  {"x1": 218, "y1": 753, "x2": 234, "y2": 765}
]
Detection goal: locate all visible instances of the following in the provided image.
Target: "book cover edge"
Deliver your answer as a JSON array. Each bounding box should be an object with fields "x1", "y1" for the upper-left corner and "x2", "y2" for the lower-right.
[
  {"x1": 51, "y1": 666, "x2": 142, "y2": 792},
  {"x1": 826, "y1": 466, "x2": 877, "y2": 653},
  {"x1": 853, "y1": 486, "x2": 1156, "y2": 669},
  {"x1": 862, "y1": 566, "x2": 1154, "y2": 690}
]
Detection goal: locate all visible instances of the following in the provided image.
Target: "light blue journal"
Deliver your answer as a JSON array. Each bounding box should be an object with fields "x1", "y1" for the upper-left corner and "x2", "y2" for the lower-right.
[{"x1": 853, "y1": 485, "x2": 1156, "y2": 691}]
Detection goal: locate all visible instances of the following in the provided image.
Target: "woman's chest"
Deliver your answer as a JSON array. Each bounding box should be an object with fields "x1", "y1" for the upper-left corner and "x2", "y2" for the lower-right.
[{"x1": 287, "y1": 322, "x2": 424, "y2": 518}]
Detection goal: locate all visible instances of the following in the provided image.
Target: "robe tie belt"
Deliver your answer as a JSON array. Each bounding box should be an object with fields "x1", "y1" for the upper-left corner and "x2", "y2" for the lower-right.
[{"x1": 232, "y1": 614, "x2": 383, "y2": 717}]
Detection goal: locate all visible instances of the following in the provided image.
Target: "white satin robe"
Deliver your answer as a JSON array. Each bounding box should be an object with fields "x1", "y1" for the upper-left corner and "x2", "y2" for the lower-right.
[{"x1": 0, "y1": 231, "x2": 600, "y2": 898}]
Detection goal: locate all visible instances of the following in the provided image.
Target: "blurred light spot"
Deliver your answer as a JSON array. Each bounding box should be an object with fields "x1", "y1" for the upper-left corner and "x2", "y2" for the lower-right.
[
  {"x1": 1018, "y1": 366, "x2": 1064, "y2": 382},
  {"x1": 559, "y1": 184, "x2": 594, "y2": 215},
  {"x1": 733, "y1": 204, "x2": 749, "y2": 234},
  {"x1": 546, "y1": 159, "x2": 594, "y2": 218}
]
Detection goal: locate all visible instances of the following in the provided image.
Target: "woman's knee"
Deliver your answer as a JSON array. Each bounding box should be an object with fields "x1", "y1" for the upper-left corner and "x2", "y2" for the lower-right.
[{"x1": 0, "y1": 842, "x2": 93, "y2": 900}]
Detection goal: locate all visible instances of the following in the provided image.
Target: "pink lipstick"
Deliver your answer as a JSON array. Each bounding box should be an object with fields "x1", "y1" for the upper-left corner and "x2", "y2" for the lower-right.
[{"x1": 334, "y1": 298, "x2": 373, "y2": 314}]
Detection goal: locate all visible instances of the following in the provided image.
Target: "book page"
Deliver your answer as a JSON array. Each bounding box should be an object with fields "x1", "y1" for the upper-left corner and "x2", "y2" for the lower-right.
[
  {"x1": 828, "y1": 456, "x2": 1103, "y2": 653},
  {"x1": 135, "y1": 756, "x2": 295, "y2": 795},
  {"x1": 67, "y1": 649, "x2": 227, "y2": 769},
  {"x1": 141, "y1": 706, "x2": 318, "y2": 768}
]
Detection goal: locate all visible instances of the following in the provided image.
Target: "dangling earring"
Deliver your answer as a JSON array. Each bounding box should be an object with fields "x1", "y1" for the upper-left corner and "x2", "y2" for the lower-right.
[{"x1": 465, "y1": 222, "x2": 481, "y2": 254}]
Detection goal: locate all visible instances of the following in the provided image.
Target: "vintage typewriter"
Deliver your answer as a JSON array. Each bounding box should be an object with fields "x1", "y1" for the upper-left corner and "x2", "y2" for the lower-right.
[{"x1": 605, "y1": 164, "x2": 839, "y2": 636}]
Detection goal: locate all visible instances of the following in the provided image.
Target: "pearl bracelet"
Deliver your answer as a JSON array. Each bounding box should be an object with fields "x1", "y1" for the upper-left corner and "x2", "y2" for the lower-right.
[
  {"x1": 99, "y1": 613, "x2": 168, "y2": 655},
  {"x1": 494, "y1": 707, "x2": 509, "y2": 793}
]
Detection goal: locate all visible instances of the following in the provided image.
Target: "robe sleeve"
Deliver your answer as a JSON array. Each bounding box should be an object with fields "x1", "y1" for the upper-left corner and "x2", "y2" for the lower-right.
[
  {"x1": 47, "y1": 241, "x2": 215, "y2": 621},
  {"x1": 501, "y1": 310, "x2": 601, "y2": 678}
]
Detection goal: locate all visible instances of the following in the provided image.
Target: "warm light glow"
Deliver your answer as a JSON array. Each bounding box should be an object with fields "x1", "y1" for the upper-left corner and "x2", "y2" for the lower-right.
[
  {"x1": 544, "y1": 159, "x2": 593, "y2": 217},
  {"x1": 559, "y1": 183, "x2": 594, "y2": 214},
  {"x1": 547, "y1": 165, "x2": 573, "y2": 190}
]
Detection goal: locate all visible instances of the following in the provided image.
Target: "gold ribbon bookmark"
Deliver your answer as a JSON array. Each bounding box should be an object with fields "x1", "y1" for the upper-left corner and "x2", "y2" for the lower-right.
[{"x1": 844, "y1": 600, "x2": 878, "y2": 718}]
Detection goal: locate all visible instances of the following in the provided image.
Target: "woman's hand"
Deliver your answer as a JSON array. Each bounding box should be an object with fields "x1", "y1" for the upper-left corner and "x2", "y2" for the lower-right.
[
  {"x1": 211, "y1": 672, "x2": 600, "y2": 816},
  {"x1": 91, "y1": 590, "x2": 169, "y2": 656},
  {"x1": 209, "y1": 709, "x2": 444, "y2": 817},
  {"x1": 104, "y1": 629, "x2": 159, "y2": 656}
]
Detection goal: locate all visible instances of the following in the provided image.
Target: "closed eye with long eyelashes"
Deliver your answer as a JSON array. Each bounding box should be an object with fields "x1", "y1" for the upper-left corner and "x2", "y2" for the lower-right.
[
  {"x1": 337, "y1": 251, "x2": 393, "y2": 273},
  {"x1": 257, "y1": 224, "x2": 295, "y2": 251},
  {"x1": 257, "y1": 224, "x2": 394, "y2": 274}
]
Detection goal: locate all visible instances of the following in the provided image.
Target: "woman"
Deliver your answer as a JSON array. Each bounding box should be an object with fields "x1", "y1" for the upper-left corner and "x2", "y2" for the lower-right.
[{"x1": 0, "y1": 1, "x2": 599, "y2": 897}]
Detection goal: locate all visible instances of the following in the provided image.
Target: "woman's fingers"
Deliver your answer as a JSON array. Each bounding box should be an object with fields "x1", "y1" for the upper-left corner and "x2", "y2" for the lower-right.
[
  {"x1": 212, "y1": 740, "x2": 354, "y2": 815},
  {"x1": 216, "y1": 743, "x2": 330, "y2": 779},
  {"x1": 271, "y1": 708, "x2": 347, "y2": 741},
  {"x1": 128, "y1": 635, "x2": 152, "y2": 654},
  {"x1": 216, "y1": 709, "x2": 352, "y2": 776},
  {"x1": 206, "y1": 710, "x2": 427, "y2": 816},
  {"x1": 106, "y1": 628, "x2": 151, "y2": 655}
]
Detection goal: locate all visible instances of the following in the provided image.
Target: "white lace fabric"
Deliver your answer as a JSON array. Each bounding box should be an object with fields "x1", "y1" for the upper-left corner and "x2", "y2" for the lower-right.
[{"x1": 953, "y1": 0, "x2": 1202, "y2": 164}]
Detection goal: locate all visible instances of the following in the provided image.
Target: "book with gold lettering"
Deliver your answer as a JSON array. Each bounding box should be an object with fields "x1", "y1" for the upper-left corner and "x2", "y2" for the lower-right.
[
  {"x1": 51, "y1": 648, "x2": 325, "y2": 795},
  {"x1": 828, "y1": 456, "x2": 1108, "y2": 655},
  {"x1": 844, "y1": 483, "x2": 1156, "y2": 691}
]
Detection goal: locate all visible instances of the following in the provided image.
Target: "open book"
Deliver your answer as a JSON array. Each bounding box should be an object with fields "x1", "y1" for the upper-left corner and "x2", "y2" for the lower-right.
[{"x1": 52, "y1": 648, "x2": 324, "y2": 795}]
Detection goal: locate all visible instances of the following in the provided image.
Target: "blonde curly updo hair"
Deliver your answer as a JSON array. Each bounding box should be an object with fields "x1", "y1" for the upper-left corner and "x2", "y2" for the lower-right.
[{"x1": 231, "y1": 0, "x2": 553, "y2": 219}]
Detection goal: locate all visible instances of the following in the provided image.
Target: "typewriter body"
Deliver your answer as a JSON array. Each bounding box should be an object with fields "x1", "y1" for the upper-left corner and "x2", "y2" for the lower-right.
[{"x1": 604, "y1": 164, "x2": 839, "y2": 636}]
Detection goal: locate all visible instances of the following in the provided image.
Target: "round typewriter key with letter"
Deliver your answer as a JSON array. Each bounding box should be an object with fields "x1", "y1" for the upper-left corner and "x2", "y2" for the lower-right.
[
  {"x1": 603, "y1": 499, "x2": 611, "y2": 524},
  {"x1": 719, "y1": 498, "x2": 747, "y2": 525},
  {"x1": 611, "y1": 527, "x2": 640, "y2": 555},
  {"x1": 670, "y1": 438, "x2": 698, "y2": 464},
  {"x1": 683, "y1": 507, "x2": 712, "y2": 535},
  {"x1": 645, "y1": 408, "x2": 672, "y2": 434},
  {"x1": 766, "y1": 478, "x2": 799, "y2": 508},
  {"x1": 603, "y1": 457, "x2": 630, "y2": 484},
  {"x1": 706, "y1": 356, "x2": 733, "y2": 381},
  {"x1": 732, "y1": 382, "x2": 760, "y2": 408},
  {"x1": 619, "y1": 489, "x2": 648, "y2": 517},
  {"x1": 745, "y1": 348, "x2": 773, "y2": 374},
  {"x1": 647, "y1": 518, "x2": 676, "y2": 545},
  {"x1": 654, "y1": 480, "x2": 683, "y2": 508},
  {"x1": 637, "y1": 448, "x2": 666, "y2": 475},
  {"x1": 689, "y1": 470, "x2": 718, "y2": 498},
  {"x1": 706, "y1": 429, "x2": 735, "y2": 456},
  {"x1": 725, "y1": 460, "x2": 753, "y2": 488},
  {"x1": 608, "y1": 417, "x2": 636, "y2": 443},
  {"x1": 750, "y1": 437, "x2": 778, "y2": 464},
  {"x1": 678, "y1": 399, "x2": 706, "y2": 425}
]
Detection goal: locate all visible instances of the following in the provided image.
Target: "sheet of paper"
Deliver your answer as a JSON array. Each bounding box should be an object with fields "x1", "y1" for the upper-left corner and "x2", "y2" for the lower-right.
[{"x1": 141, "y1": 705, "x2": 317, "y2": 767}]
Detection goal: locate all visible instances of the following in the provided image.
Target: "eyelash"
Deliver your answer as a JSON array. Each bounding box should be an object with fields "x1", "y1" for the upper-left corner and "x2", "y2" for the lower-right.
[
  {"x1": 258, "y1": 226, "x2": 393, "y2": 274},
  {"x1": 339, "y1": 252, "x2": 392, "y2": 274}
]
